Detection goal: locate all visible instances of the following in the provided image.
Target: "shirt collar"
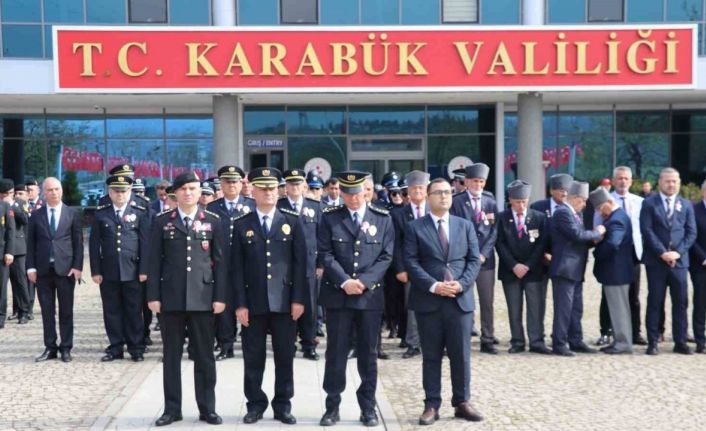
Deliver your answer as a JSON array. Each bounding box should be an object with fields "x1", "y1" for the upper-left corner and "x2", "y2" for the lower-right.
[
  {"x1": 177, "y1": 206, "x2": 198, "y2": 221},
  {"x1": 113, "y1": 203, "x2": 128, "y2": 213},
  {"x1": 288, "y1": 197, "x2": 304, "y2": 209},
  {"x1": 429, "y1": 211, "x2": 450, "y2": 226},
  {"x1": 347, "y1": 205, "x2": 366, "y2": 221},
  {"x1": 47, "y1": 201, "x2": 62, "y2": 211},
  {"x1": 256, "y1": 207, "x2": 277, "y2": 223}
]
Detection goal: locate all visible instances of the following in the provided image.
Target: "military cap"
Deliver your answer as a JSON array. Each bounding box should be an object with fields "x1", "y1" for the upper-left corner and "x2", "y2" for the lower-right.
[
  {"x1": 172, "y1": 171, "x2": 201, "y2": 190},
  {"x1": 201, "y1": 181, "x2": 214, "y2": 195},
  {"x1": 206, "y1": 176, "x2": 221, "y2": 191},
  {"x1": 106, "y1": 175, "x2": 133, "y2": 190},
  {"x1": 337, "y1": 170, "x2": 369, "y2": 194},
  {"x1": 405, "y1": 170, "x2": 430, "y2": 187},
  {"x1": 132, "y1": 178, "x2": 146, "y2": 192},
  {"x1": 568, "y1": 181, "x2": 589, "y2": 199},
  {"x1": 278, "y1": 178, "x2": 286, "y2": 187},
  {"x1": 0, "y1": 179, "x2": 14, "y2": 193},
  {"x1": 452, "y1": 168, "x2": 467, "y2": 181},
  {"x1": 248, "y1": 167, "x2": 282, "y2": 188},
  {"x1": 398, "y1": 177, "x2": 408, "y2": 190},
  {"x1": 507, "y1": 180, "x2": 531, "y2": 199},
  {"x1": 109, "y1": 164, "x2": 135, "y2": 177},
  {"x1": 165, "y1": 185, "x2": 175, "y2": 197},
  {"x1": 25, "y1": 177, "x2": 39, "y2": 187},
  {"x1": 307, "y1": 171, "x2": 323, "y2": 189},
  {"x1": 381, "y1": 171, "x2": 401, "y2": 188},
  {"x1": 589, "y1": 187, "x2": 611, "y2": 209},
  {"x1": 283, "y1": 169, "x2": 306, "y2": 183},
  {"x1": 218, "y1": 165, "x2": 244, "y2": 181},
  {"x1": 14, "y1": 183, "x2": 27, "y2": 193},
  {"x1": 465, "y1": 163, "x2": 490, "y2": 180},
  {"x1": 549, "y1": 173, "x2": 573, "y2": 191}
]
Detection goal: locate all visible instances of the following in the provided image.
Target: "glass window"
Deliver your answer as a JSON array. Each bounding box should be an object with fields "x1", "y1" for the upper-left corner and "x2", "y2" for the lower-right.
[
  {"x1": 558, "y1": 134, "x2": 613, "y2": 182},
  {"x1": 1, "y1": 0, "x2": 41, "y2": 22},
  {"x1": 288, "y1": 136, "x2": 347, "y2": 176},
  {"x1": 427, "y1": 106, "x2": 493, "y2": 134},
  {"x1": 129, "y1": 0, "x2": 167, "y2": 23},
  {"x1": 666, "y1": 0, "x2": 703, "y2": 21},
  {"x1": 105, "y1": 139, "x2": 165, "y2": 177},
  {"x1": 349, "y1": 106, "x2": 424, "y2": 134},
  {"x1": 617, "y1": 111, "x2": 669, "y2": 133},
  {"x1": 47, "y1": 118, "x2": 105, "y2": 139},
  {"x1": 170, "y1": 0, "x2": 209, "y2": 24},
  {"x1": 402, "y1": 0, "x2": 441, "y2": 24},
  {"x1": 361, "y1": 0, "x2": 399, "y2": 24},
  {"x1": 672, "y1": 133, "x2": 706, "y2": 186},
  {"x1": 617, "y1": 133, "x2": 669, "y2": 181},
  {"x1": 626, "y1": 0, "x2": 662, "y2": 22},
  {"x1": 86, "y1": 0, "x2": 126, "y2": 23},
  {"x1": 588, "y1": 0, "x2": 624, "y2": 22},
  {"x1": 44, "y1": 0, "x2": 83, "y2": 23},
  {"x1": 47, "y1": 139, "x2": 108, "y2": 202},
  {"x1": 286, "y1": 107, "x2": 346, "y2": 135},
  {"x1": 443, "y1": 0, "x2": 478, "y2": 23},
  {"x1": 321, "y1": 0, "x2": 358, "y2": 24},
  {"x1": 547, "y1": 0, "x2": 585, "y2": 23},
  {"x1": 23, "y1": 139, "x2": 47, "y2": 180},
  {"x1": 481, "y1": 0, "x2": 520, "y2": 24},
  {"x1": 239, "y1": 0, "x2": 278, "y2": 25},
  {"x1": 44, "y1": 24, "x2": 53, "y2": 58},
  {"x1": 165, "y1": 117, "x2": 213, "y2": 138},
  {"x1": 281, "y1": 0, "x2": 318, "y2": 24},
  {"x1": 244, "y1": 107, "x2": 286, "y2": 134},
  {"x1": 166, "y1": 140, "x2": 215, "y2": 181},
  {"x1": 351, "y1": 137, "x2": 422, "y2": 151},
  {"x1": 673, "y1": 110, "x2": 706, "y2": 133},
  {"x1": 106, "y1": 117, "x2": 163, "y2": 138},
  {"x1": 428, "y1": 135, "x2": 493, "y2": 180},
  {"x1": 558, "y1": 112, "x2": 613, "y2": 135},
  {"x1": 2, "y1": 24, "x2": 43, "y2": 57}
]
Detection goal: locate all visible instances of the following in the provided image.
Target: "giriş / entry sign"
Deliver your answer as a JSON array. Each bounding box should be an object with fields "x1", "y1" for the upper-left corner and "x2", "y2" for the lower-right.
[{"x1": 54, "y1": 25, "x2": 696, "y2": 93}]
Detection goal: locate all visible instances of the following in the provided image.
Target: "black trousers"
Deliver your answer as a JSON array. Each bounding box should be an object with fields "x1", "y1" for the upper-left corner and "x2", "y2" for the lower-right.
[
  {"x1": 600, "y1": 263, "x2": 642, "y2": 337},
  {"x1": 323, "y1": 308, "x2": 382, "y2": 413},
  {"x1": 161, "y1": 311, "x2": 216, "y2": 416},
  {"x1": 0, "y1": 262, "x2": 11, "y2": 323},
  {"x1": 690, "y1": 268, "x2": 706, "y2": 345},
  {"x1": 297, "y1": 276, "x2": 318, "y2": 349},
  {"x1": 140, "y1": 281, "x2": 153, "y2": 340},
  {"x1": 215, "y1": 303, "x2": 237, "y2": 352},
  {"x1": 645, "y1": 266, "x2": 688, "y2": 344},
  {"x1": 99, "y1": 280, "x2": 144, "y2": 355},
  {"x1": 10, "y1": 255, "x2": 30, "y2": 317},
  {"x1": 36, "y1": 269, "x2": 75, "y2": 351},
  {"x1": 242, "y1": 312, "x2": 297, "y2": 414}
]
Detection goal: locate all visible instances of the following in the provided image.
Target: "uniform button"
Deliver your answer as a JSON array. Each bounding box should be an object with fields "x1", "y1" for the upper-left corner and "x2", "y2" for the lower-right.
[
  {"x1": 267, "y1": 274, "x2": 272, "y2": 280},
  {"x1": 339, "y1": 238, "x2": 343, "y2": 242},
  {"x1": 117, "y1": 240, "x2": 121, "y2": 244},
  {"x1": 356, "y1": 241, "x2": 361, "y2": 245},
  {"x1": 187, "y1": 246, "x2": 191, "y2": 251},
  {"x1": 117, "y1": 247, "x2": 121, "y2": 252},
  {"x1": 187, "y1": 267, "x2": 191, "y2": 272},
  {"x1": 266, "y1": 239, "x2": 270, "y2": 244},
  {"x1": 354, "y1": 262, "x2": 358, "y2": 267},
  {"x1": 352, "y1": 273, "x2": 357, "y2": 277},
  {"x1": 267, "y1": 263, "x2": 271, "y2": 268},
  {"x1": 186, "y1": 236, "x2": 191, "y2": 240},
  {"x1": 266, "y1": 252, "x2": 271, "y2": 256},
  {"x1": 117, "y1": 225, "x2": 122, "y2": 230},
  {"x1": 187, "y1": 257, "x2": 192, "y2": 261},
  {"x1": 117, "y1": 232, "x2": 121, "y2": 236},
  {"x1": 354, "y1": 252, "x2": 359, "y2": 256}
]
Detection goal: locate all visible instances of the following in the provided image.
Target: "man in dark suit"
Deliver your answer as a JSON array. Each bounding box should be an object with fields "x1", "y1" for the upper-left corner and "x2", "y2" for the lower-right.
[
  {"x1": 207, "y1": 165, "x2": 256, "y2": 361},
  {"x1": 147, "y1": 172, "x2": 227, "y2": 426},
  {"x1": 640, "y1": 167, "x2": 697, "y2": 355},
  {"x1": 404, "y1": 177, "x2": 482, "y2": 425},
  {"x1": 590, "y1": 188, "x2": 635, "y2": 354},
  {"x1": 233, "y1": 167, "x2": 307, "y2": 425},
  {"x1": 27, "y1": 177, "x2": 82, "y2": 362},
  {"x1": 277, "y1": 168, "x2": 323, "y2": 360},
  {"x1": 690, "y1": 180, "x2": 706, "y2": 354},
  {"x1": 151, "y1": 180, "x2": 172, "y2": 213},
  {"x1": 495, "y1": 180, "x2": 551, "y2": 354},
  {"x1": 322, "y1": 178, "x2": 342, "y2": 207},
  {"x1": 0, "y1": 179, "x2": 17, "y2": 329},
  {"x1": 90, "y1": 175, "x2": 150, "y2": 362},
  {"x1": 317, "y1": 170, "x2": 394, "y2": 427},
  {"x1": 549, "y1": 181, "x2": 604, "y2": 356},
  {"x1": 2, "y1": 180, "x2": 29, "y2": 325}
]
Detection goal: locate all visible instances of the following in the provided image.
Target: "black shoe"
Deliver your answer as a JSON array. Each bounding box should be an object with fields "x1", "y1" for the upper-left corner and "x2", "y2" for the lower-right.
[
  {"x1": 199, "y1": 412, "x2": 223, "y2": 425},
  {"x1": 480, "y1": 343, "x2": 498, "y2": 355},
  {"x1": 35, "y1": 349, "x2": 58, "y2": 362},
  {"x1": 320, "y1": 408, "x2": 340, "y2": 426},
  {"x1": 646, "y1": 343, "x2": 659, "y2": 355},
  {"x1": 492, "y1": 337, "x2": 500, "y2": 345},
  {"x1": 398, "y1": 341, "x2": 408, "y2": 349},
  {"x1": 687, "y1": 335, "x2": 696, "y2": 343},
  {"x1": 101, "y1": 352, "x2": 124, "y2": 362},
  {"x1": 594, "y1": 335, "x2": 610, "y2": 346},
  {"x1": 273, "y1": 411, "x2": 297, "y2": 425},
  {"x1": 387, "y1": 328, "x2": 397, "y2": 339},
  {"x1": 403, "y1": 347, "x2": 421, "y2": 359},
  {"x1": 8, "y1": 313, "x2": 17, "y2": 321},
  {"x1": 508, "y1": 345, "x2": 525, "y2": 354},
  {"x1": 696, "y1": 343, "x2": 705, "y2": 353},
  {"x1": 216, "y1": 349, "x2": 234, "y2": 361},
  {"x1": 347, "y1": 348, "x2": 357, "y2": 359},
  {"x1": 131, "y1": 354, "x2": 144, "y2": 362},
  {"x1": 471, "y1": 329, "x2": 479, "y2": 337},
  {"x1": 214, "y1": 342, "x2": 221, "y2": 352},
  {"x1": 61, "y1": 351, "x2": 72, "y2": 363},
  {"x1": 553, "y1": 348, "x2": 575, "y2": 357},
  {"x1": 377, "y1": 349, "x2": 390, "y2": 360},
  {"x1": 243, "y1": 410, "x2": 263, "y2": 424},
  {"x1": 144, "y1": 336, "x2": 153, "y2": 346},
  {"x1": 27, "y1": 313, "x2": 34, "y2": 320},
  {"x1": 360, "y1": 410, "x2": 379, "y2": 427},
  {"x1": 529, "y1": 345, "x2": 552, "y2": 355},
  {"x1": 303, "y1": 349, "x2": 320, "y2": 360},
  {"x1": 633, "y1": 335, "x2": 648, "y2": 345},
  {"x1": 155, "y1": 413, "x2": 182, "y2": 427},
  {"x1": 18, "y1": 316, "x2": 29, "y2": 324},
  {"x1": 673, "y1": 342, "x2": 693, "y2": 355},
  {"x1": 570, "y1": 343, "x2": 598, "y2": 354},
  {"x1": 602, "y1": 346, "x2": 631, "y2": 355}
]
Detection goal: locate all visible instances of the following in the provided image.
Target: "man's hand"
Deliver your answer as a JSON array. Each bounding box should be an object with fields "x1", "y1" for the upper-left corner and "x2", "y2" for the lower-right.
[
  {"x1": 595, "y1": 225, "x2": 607, "y2": 235},
  {"x1": 343, "y1": 279, "x2": 365, "y2": 295},
  {"x1": 236, "y1": 307, "x2": 249, "y2": 327},
  {"x1": 479, "y1": 255, "x2": 487, "y2": 264},
  {"x1": 68, "y1": 268, "x2": 82, "y2": 280},
  {"x1": 512, "y1": 264, "x2": 529, "y2": 279},
  {"x1": 447, "y1": 281, "x2": 463, "y2": 294},
  {"x1": 148, "y1": 301, "x2": 161, "y2": 313},
  {"x1": 139, "y1": 274, "x2": 147, "y2": 283},
  {"x1": 92, "y1": 275, "x2": 103, "y2": 285},
  {"x1": 543, "y1": 253, "x2": 552, "y2": 263},
  {"x1": 212, "y1": 302, "x2": 226, "y2": 314},
  {"x1": 396, "y1": 272, "x2": 408, "y2": 283},
  {"x1": 661, "y1": 252, "x2": 679, "y2": 267},
  {"x1": 4, "y1": 254, "x2": 13, "y2": 266},
  {"x1": 434, "y1": 282, "x2": 458, "y2": 297},
  {"x1": 315, "y1": 268, "x2": 324, "y2": 279},
  {"x1": 27, "y1": 271, "x2": 37, "y2": 284},
  {"x1": 291, "y1": 302, "x2": 304, "y2": 321}
]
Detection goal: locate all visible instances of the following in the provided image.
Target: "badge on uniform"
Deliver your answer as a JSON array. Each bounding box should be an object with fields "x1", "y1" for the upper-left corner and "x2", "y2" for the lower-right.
[
  {"x1": 528, "y1": 229, "x2": 539, "y2": 243},
  {"x1": 368, "y1": 225, "x2": 377, "y2": 236},
  {"x1": 282, "y1": 223, "x2": 291, "y2": 235},
  {"x1": 246, "y1": 230, "x2": 254, "y2": 237},
  {"x1": 124, "y1": 213, "x2": 137, "y2": 222},
  {"x1": 305, "y1": 208, "x2": 315, "y2": 218},
  {"x1": 243, "y1": 206, "x2": 251, "y2": 214},
  {"x1": 202, "y1": 240, "x2": 209, "y2": 251}
]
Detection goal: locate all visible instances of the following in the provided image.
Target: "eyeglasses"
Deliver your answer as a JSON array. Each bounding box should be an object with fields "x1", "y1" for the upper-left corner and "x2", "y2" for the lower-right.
[
  {"x1": 389, "y1": 191, "x2": 401, "y2": 197},
  {"x1": 429, "y1": 190, "x2": 453, "y2": 196}
]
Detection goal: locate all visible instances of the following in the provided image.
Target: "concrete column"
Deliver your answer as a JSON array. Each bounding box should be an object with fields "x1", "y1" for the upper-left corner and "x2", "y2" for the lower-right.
[
  {"x1": 212, "y1": 0, "x2": 239, "y2": 167},
  {"x1": 494, "y1": 102, "x2": 505, "y2": 205},
  {"x1": 517, "y1": 93, "x2": 545, "y2": 202}
]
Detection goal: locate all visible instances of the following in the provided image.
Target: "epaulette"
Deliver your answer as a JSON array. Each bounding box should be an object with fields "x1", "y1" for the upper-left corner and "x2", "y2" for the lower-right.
[
  {"x1": 323, "y1": 204, "x2": 345, "y2": 213},
  {"x1": 279, "y1": 207, "x2": 299, "y2": 217},
  {"x1": 130, "y1": 202, "x2": 146, "y2": 211},
  {"x1": 156, "y1": 209, "x2": 173, "y2": 217},
  {"x1": 204, "y1": 209, "x2": 221, "y2": 219},
  {"x1": 304, "y1": 197, "x2": 319, "y2": 203},
  {"x1": 96, "y1": 203, "x2": 111, "y2": 210},
  {"x1": 232, "y1": 211, "x2": 252, "y2": 222},
  {"x1": 368, "y1": 204, "x2": 390, "y2": 216}
]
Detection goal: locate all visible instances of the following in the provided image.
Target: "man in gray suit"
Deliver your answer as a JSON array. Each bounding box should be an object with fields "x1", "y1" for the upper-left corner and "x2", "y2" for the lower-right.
[{"x1": 404, "y1": 178, "x2": 483, "y2": 425}]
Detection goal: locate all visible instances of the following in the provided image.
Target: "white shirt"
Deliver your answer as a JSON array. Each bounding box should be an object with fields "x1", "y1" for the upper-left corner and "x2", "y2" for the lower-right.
[
  {"x1": 660, "y1": 192, "x2": 677, "y2": 215},
  {"x1": 113, "y1": 204, "x2": 128, "y2": 219},
  {"x1": 27, "y1": 202, "x2": 63, "y2": 274},
  {"x1": 256, "y1": 207, "x2": 277, "y2": 232},
  {"x1": 347, "y1": 206, "x2": 366, "y2": 224},
  {"x1": 550, "y1": 198, "x2": 562, "y2": 215},
  {"x1": 177, "y1": 207, "x2": 198, "y2": 228},
  {"x1": 429, "y1": 212, "x2": 451, "y2": 293},
  {"x1": 224, "y1": 198, "x2": 239, "y2": 211},
  {"x1": 512, "y1": 209, "x2": 528, "y2": 227},
  {"x1": 288, "y1": 197, "x2": 304, "y2": 213},
  {"x1": 411, "y1": 201, "x2": 427, "y2": 219}
]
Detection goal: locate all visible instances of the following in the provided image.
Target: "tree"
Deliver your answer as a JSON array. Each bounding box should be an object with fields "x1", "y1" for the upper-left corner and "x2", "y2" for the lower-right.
[{"x1": 62, "y1": 171, "x2": 83, "y2": 206}]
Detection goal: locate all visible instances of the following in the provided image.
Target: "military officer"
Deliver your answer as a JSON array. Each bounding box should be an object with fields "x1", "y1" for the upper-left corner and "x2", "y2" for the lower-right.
[
  {"x1": 147, "y1": 172, "x2": 226, "y2": 426},
  {"x1": 0, "y1": 184, "x2": 16, "y2": 329},
  {"x1": 90, "y1": 175, "x2": 149, "y2": 362},
  {"x1": 132, "y1": 178, "x2": 148, "y2": 199},
  {"x1": 1, "y1": 180, "x2": 30, "y2": 324},
  {"x1": 277, "y1": 168, "x2": 323, "y2": 360},
  {"x1": 318, "y1": 170, "x2": 394, "y2": 427},
  {"x1": 232, "y1": 167, "x2": 307, "y2": 425},
  {"x1": 26, "y1": 177, "x2": 43, "y2": 212},
  {"x1": 451, "y1": 168, "x2": 467, "y2": 194},
  {"x1": 307, "y1": 170, "x2": 325, "y2": 201},
  {"x1": 98, "y1": 165, "x2": 151, "y2": 210},
  {"x1": 199, "y1": 181, "x2": 215, "y2": 209},
  {"x1": 207, "y1": 165, "x2": 256, "y2": 361}
]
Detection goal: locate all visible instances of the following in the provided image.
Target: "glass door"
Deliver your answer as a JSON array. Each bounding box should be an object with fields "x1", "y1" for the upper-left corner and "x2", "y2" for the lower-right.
[{"x1": 348, "y1": 136, "x2": 425, "y2": 182}]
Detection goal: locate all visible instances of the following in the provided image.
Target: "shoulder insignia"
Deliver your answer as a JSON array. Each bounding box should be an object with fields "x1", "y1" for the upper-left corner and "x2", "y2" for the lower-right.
[
  {"x1": 279, "y1": 207, "x2": 299, "y2": 217},
  {"x1": 232, "y1": 211, "x2": 252, "y2": 222},
  {"x1": 323, "y1": 204, "x2": 345, "y2": 213},
  {"x1": 204, "y1": 209, "x2": 220, "y2": 219},
  {"x1": 130, "y1": 203, "x2": 146, "y2": 211},
  {"x1": 156, "y1": 209, "x2": 174, "y2": 217},
  {"x1": 96, "y1": 203, "x2": 111, "y2": 210},
  {"x1": 368, "y1": 205, "x2": 390, "y2": 216}
]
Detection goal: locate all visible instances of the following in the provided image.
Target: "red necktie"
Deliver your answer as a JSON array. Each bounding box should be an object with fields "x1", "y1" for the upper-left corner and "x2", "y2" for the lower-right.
[
  {"x1": 473, "y1": 197, "x2": 482, "y2": 222},
  {"x1": 516, "y1": 213, "x2": 525, "y2": 238},
  {"x1": 416, "y1": 205, "x2": 422, "y2": 219}
]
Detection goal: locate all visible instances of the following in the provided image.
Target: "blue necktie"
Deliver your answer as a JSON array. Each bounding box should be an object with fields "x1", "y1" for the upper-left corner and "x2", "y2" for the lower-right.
[
  {"x1": 50, "y1": 208, "x2": 57, "y2": 236},
  {"x1": 228, "y1": 202, "x2": 235, "y2": 216},
  {"x1": 262, "y1": 215, "x2": 269, "y2": 236}
]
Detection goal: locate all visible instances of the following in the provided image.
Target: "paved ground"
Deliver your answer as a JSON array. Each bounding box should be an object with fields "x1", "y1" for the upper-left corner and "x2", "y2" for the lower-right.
[{"x1": 1, "y1": 257, "x2": 705, "y2": 430}]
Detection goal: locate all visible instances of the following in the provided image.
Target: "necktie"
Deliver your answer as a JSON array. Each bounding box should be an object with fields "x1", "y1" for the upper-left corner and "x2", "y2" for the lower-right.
[
  {"x1": 49, "y1": 208, "x2": 57, "y2": 236},
  {"x1": 666, "y1": 198, "x2": 673, "y2": 219},
  {"x1": 620, "y1": 196, "x2": 626, "y2": 211},
  {"x1": 516, "y1": 213, "x2": 525, "y2": 238},
  {"x1": 228, "y1": 202, "x2": 235, "y2": 216},
  {"x1": 353, "y1": 212, "x2": 361, "y2": 227},
  {"x1": 416, "y1": 205, "x2": 422, "y2": 219},
  {"x1": 262, "y1": 215, "x2": 270, "y2": 236},
  {"x1": 293, "y1": 202, "x2": 299, "y2": 213},
  {"x1": 184, "y1": 216, "x2": 191, "y2": 231},
  {"x1": 437, "y1": 219, "x2": 449, "y2": 256},
  {"x1": 115, "y1": 210, "x2": 122, "y2": 223},
  {"x1": 473, "y1": 197, "x2": 482, "y2": 222},
  {"x1": 574, "y1": 213, "x2": 581, "y2": 223}
]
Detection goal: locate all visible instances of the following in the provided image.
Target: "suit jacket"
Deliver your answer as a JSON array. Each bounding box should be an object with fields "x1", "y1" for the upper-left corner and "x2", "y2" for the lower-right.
[
  {"x1": 10, "y1": 199, "x2": 28, "y2": 256},
  {"x1": 450, "y1": 191, "x2": 497, "y2": 269},
  {"x1": 26, "y1": 204, "x2": 82, "y2": 277},
  {"x1": 277, "y1": 196, "x2": 322, "y2": 276},
  {"x1": 495, "y1": 208, "x2": 547, "y2": 283},
  {"x1": 0, "y1": 201, "x2": 16, "y2": 257},
  {"x1": 594, "y1": 191, "x2": 644, "y2": 261},
  {"x1": 151, "y1": 199, "x2": 168, "y2": 213},
  {"x1": 391, "y1": 203, "x2": 428, "y2": 274},
  {"x1": 690, "y1": 201, "x2": 706, "y2": 273},
  {"x1": 146, "y1": 208, "x2": 227, "y2": 312},
  {"x1": 89, "y1": 202, "x2": 149, "y2": 282},
  {"x1": 593, "y1": 208, "x2": 635, "y2": 285},
  {"x1": 403, "y1": 214, "x2": 480, "y2": 313},
  {"x1": 530, "y1": 197, "x2": 565, "y2": 257},
  {"x1": 231, "y1": 209, "x2": 307, "y2": 315},
  {"x1": 640, "y1": 193, "x2": 696, "y2": 269},
  {"x1": 317, "y1": 204, "x2": 394, "y2": 310},
  {"x1": 549, "y1": 206, "x2": 602, "y2": 282}
]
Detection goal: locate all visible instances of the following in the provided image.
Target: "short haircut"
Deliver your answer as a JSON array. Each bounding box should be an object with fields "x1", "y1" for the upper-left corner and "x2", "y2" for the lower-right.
[
  {"x1": 659, "y1": 167, "x2": 680, "y2": 179},
  {"x1": 427, "y1": 177, "x2": 450, "y2": 193},
  {"x1": 613, "y1": 166, "x2": 632, "y2": 177},
  {"x1": 155, "y1": 180, "x2": 171, "y2": 190},
  {"x1": 324, "y1": 178, "x2": 339, "y2": 187}
]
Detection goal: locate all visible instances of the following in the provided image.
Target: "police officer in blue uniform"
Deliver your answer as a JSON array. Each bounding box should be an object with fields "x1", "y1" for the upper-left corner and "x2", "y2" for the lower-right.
[
  {"x1": 232, "y1": 167, "x2": 307, "y2": 425},
  {"x1": 98, "y1": 165, "x2": 151, "y2": 211},
  {"x1": 318, "y1": 170, "x2": 395, "y2": 427},
  {"x1": 90, "y1": 175, "x2": 150, "y2": 362}
]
